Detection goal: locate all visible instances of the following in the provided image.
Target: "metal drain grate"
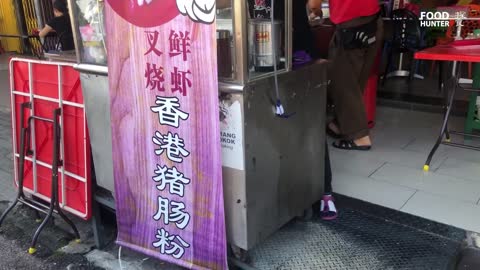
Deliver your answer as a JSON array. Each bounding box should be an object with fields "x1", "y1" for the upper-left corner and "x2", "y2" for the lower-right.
[{"x1": 248, "y1": 208, "x2": 462, "y2": 270}]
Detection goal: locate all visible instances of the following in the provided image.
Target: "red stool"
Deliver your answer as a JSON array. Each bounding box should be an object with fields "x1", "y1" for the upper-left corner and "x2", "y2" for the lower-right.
[
  {"x1": 364, "y1": 75, "x2": 378, "y2": 129},
  {"x1": 363, "y1": 49, "x2": 382, "y2": 129}
]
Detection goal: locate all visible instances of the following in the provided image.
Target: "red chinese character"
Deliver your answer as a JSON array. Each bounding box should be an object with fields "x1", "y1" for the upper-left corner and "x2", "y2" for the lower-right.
[
  {"x1": 145, "y1": 63, "x2": 165, "y2": 91},
  {"x1": 145, "y1": 31, "x2": 162, "y2": 56},
  {"x1": 169, "y1": 30, "x2": 191, "y2": 61},
  {"x1": 171, "y1": 67, "x2": 192, "y2": 96}
]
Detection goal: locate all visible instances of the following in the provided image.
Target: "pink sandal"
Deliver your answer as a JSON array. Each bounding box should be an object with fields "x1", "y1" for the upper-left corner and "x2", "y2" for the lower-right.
[{"x1": 320, "y1": 195, "x2": 338, "y2": 221}]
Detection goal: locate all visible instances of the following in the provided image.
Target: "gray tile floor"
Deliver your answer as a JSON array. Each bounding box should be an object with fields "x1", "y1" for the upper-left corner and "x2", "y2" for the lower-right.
[{"x1": 331, "y1": 106, "x2": 480, "y2": 233}]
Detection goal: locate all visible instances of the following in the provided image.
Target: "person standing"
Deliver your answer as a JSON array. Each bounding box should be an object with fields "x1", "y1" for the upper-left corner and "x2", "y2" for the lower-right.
[
  {"x1": 38, "y1": 0, "x2": 75, "y2": 51},
  {"x1": 309, "y1": 0, "x2": 384, "y2": 151}
]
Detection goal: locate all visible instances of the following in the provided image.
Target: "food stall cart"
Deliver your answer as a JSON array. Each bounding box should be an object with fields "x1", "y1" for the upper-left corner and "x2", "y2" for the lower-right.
[
  {"x1": 67, "y1": 0, "x2": 114, "y2": 202},
  {"x1": 216, "y1": 0, "x2": 328, "y2": 254},
  {"x1": 67, "y1": 0, "x2": 328, "y2": 255}
]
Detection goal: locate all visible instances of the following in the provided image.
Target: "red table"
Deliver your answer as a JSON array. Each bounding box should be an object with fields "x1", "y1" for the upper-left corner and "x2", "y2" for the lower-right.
[
  {"x1": 414, "y1": 44, "x2": 480, "y2": 172},
  {"x1": 415, "y1": 45, "x2": 480, "y2": 63}
]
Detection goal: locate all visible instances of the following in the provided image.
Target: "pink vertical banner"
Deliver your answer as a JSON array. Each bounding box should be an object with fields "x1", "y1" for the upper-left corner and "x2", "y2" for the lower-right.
[{"x1": 105, "y1": 1, "x2": 227, "y2": 269}]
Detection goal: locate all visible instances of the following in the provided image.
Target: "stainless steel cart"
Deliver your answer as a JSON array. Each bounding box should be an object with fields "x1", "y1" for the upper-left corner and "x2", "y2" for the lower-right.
[{"x1": 217, "y1": 0, "x2": 328, "y2": 252}]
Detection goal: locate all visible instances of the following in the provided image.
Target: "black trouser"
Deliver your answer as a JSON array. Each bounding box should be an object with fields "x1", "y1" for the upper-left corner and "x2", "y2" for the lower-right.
[
  {"x1": 328, "y1": 15, "x2": 384, "y2": 140},
  {"x1": 325, "y1": 142, "x2": 332, "y2": 194}
]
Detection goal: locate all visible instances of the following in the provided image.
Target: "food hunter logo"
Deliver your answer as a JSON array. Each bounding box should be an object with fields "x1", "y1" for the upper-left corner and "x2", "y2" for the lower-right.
[
  {"x1": 419, "y1": 12, "x2": 450, "y2": 27},
  {"x1": 419, "y1": 11, "x2": 467, "y2": 28}
]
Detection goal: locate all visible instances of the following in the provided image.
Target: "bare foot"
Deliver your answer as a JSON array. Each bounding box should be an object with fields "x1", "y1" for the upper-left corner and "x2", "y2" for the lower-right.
[{"x1": 354, "y1": 136, "x2": 371, "y2": 146}]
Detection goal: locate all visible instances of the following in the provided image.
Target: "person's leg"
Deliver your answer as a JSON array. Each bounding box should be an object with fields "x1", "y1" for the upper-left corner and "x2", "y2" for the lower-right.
[
  {"x1": 358, "y1": 17, "x2": 384, "y2": 92},
  {"x1": 339, "y1": 17, "x2": 383, "y2": 148},
  {"x1": 324, "y1": 141, "x2": 332, "y2": 194},
  {"x1": 326, "y1": 33, "x2": 343, "y2": 137},
  {"x1": 330, "y1": 18, "x2": 385, "y2": 149},
  {"x1": 321, "y1": 141, "x2": 337, "y2": 220},
  {"x1": 329, "y1": 46, "x2": 370, "y2": 143}
]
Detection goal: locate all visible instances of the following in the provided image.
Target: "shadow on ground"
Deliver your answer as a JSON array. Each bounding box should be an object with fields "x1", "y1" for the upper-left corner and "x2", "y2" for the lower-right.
[{"x1": 0, "y1": 201, "x2": 101, "y2": 270}]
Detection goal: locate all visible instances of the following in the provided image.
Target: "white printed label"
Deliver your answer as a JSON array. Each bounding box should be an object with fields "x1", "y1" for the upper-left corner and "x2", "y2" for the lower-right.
[{"x1": 220, "y1": 100, "x2": 244, "y2": 171}]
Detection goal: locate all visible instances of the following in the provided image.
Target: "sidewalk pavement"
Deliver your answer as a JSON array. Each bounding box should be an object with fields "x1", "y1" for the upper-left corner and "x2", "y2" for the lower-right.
[
  {"x1": 0, "y1": 101, "x2": 98, "y2": 269},
  {"x1": 0, "y1": 62, "x2": 11, "y2": 109},
  {"x1": 0, "y1": 108, "x2": 15, "y2": 202},
  {"x1": 0, "y1": 65, "x2": 14, "y2": 202}
]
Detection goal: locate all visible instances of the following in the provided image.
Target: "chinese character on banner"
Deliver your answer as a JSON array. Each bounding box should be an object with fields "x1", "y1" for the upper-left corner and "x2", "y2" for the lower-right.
[
  {"x1": 153, "y1": 196, "x2": 190, "y2": 229},
  {"x1": 145, "y1": 30, "x2": 162, "y2": 56},
  {"x1": 145, "y1": 63, "x2": 166, "y2": 91},
  {"x1": 169, "y1": 30, "x2": 191, "y2": 61},
  {"x1": 150, "y1": 96, "x2": 189, "y2": 128},
  {"x1": 153, "y1": 228, "x2": 191, "y2": 259},
  {"x1": 170, "y1": 201, "x2": 190, "y2": 229},
  {"x1": 106, "y1": 0, "x2": 228, "y2": 267},
  {"x1": 153, "y1": 196, "x2": 169, "y2": 223},
  {"x1": 171, "y1": 67, "x2": 192, "y2": 97},
  {"x1": 152, "y1": 131, "x2": 190, "y2": 162},
  {"x1": 152, "y1": 165, "x2": 191, "y2": 197}
]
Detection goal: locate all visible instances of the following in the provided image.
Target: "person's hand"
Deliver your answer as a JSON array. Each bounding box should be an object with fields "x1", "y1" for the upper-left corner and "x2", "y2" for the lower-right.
[
  {"x1": 32, "y1": 29, "x2": 40, "y2": 36},
  {"x1": 309, "y1": 9, "x2": 323, "y2": 20},
  {"x1": 307, "y1": 0, "x2": 323, "y2": 17}
]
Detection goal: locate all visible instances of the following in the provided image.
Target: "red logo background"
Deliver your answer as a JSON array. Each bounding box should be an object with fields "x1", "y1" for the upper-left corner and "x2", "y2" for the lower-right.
[{"x1": 107, "y1": 0, "x2": 179, "y2": 27}]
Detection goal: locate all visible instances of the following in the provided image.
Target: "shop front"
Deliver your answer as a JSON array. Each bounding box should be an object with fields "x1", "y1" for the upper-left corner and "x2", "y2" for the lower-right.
[{"x1": 2, "y1": 0, "x2": 480, "y2": 269}]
